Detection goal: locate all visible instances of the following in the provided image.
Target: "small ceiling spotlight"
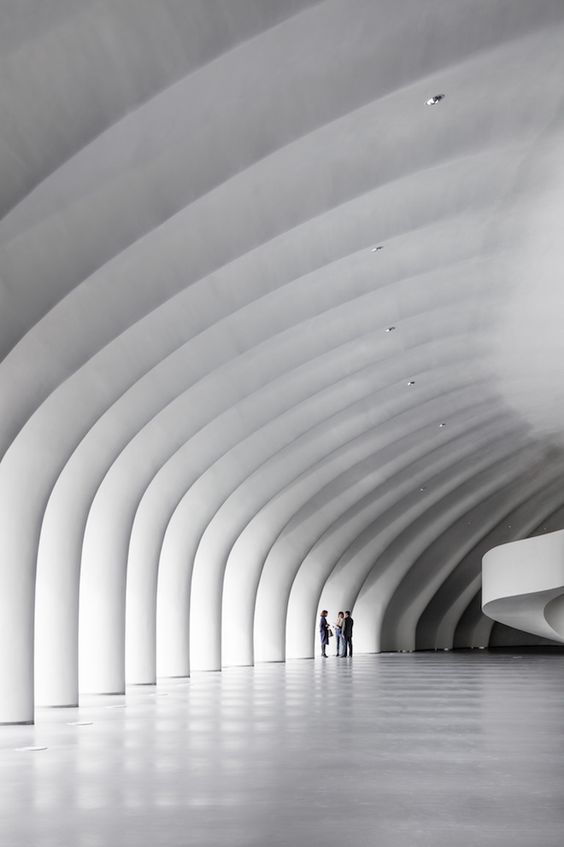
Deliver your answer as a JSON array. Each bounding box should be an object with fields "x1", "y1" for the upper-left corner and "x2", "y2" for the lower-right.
[
  {"x1": 438, "y1": 422, "x2": 446, "y2": 428},
  {"x1": 419, "y1": 486, "x2": 426, "y2": 492},
  {"x1": 385, "y1": 326, "x2": 396, "y2": 333},
  {"x1": 426, "y1": 94, "x2": 445, "y2": 106},
  {"x1": 407, "y1": 380, "x2": 415, "y2": 386},
  {"x1": 371, "y1": 245, "x2": 384, "y2": 252},
  {"x1": 507, "y1": 524, "x2": 512, "y2": 529}
]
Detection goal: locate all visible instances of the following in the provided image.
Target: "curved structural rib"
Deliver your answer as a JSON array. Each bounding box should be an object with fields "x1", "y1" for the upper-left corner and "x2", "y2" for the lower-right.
[
  {"x1": 2, "y1": 1, "x2": 564, "y2": 724},
  {"x1": 482, "y1": 532, "x2": 564, "y2": 644},
  {"x1": 416, "y1": 471, "x2": 564, "y2": 651}
]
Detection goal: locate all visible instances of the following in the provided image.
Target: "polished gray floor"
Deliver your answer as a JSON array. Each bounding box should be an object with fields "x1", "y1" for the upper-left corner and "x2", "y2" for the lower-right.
[{"x1": 1, "y1": 652, "x2": 563, "y2": 846}]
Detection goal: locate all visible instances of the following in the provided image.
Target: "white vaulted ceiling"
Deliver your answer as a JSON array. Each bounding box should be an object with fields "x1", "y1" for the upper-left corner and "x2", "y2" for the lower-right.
[{"x1": 2, "y1": 0, "x2": 564, "y2": 723}]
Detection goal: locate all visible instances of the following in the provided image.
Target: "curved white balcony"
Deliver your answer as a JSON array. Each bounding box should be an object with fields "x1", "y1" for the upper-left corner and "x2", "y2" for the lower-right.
[{"x1": 482, "y1": 531, "x2": 564, "y2": 644}]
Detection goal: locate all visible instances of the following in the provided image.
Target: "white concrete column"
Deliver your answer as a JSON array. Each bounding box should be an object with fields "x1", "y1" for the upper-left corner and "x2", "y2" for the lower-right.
[
  {"x1": 0, "y1": 406, "x2": 91, "y2": 722},
  {"x1": 79, "y1": 493, "x2": 129, "y2": 694},
  {"x1": 35, "y1": 530, "x2": 80, "y2": 706},
  {"x1": 125, "y1": 502, "x2": 164, "y2": 685},
  {"x1": 156, "y1": 511, "x2": 195, "y2": 679},
  {"x1": 0, "y1": 559, "x2": 35, "y2": 724}
]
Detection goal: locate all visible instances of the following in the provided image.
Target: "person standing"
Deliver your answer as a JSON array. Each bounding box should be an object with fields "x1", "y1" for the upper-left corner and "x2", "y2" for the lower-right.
[
  {"x1": 319, "y1": 610, "x2": 330, "y2": 658},
  {"x1": 342, "y1": 610, "x2": 354, "y2": 657},
  {"x1": 334, "y1": 611, "x2": 345, "y2": 657}
]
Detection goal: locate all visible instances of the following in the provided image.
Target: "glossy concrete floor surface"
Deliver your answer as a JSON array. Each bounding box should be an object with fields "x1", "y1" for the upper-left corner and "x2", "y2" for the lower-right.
[{"x1": 1, "y1": 652, "x2": 564, "y2": 847}]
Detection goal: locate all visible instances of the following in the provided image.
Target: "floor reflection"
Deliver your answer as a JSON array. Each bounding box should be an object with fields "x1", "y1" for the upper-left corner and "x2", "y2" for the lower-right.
[{"x1": 1, "y1": 654, "x2": 564, "y2": 846}]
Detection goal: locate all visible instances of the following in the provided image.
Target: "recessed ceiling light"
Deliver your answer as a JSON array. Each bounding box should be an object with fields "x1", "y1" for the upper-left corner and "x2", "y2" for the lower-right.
[
  {"x1": 426, "y1": 94, "x2": 445, "y2": 106},
  {"x1": 385, "y1": 326, "x2": 396, "y2": 333},
  {"x1": 371, "y1": 245, "x2": 384, "y2": 252},
  {"x1": 419, "y1": 487, "x2": 426, "y2": 492},
  {"x1": 438, "y1": 422, "x2": 446, "y2": 428},
  {"x1": 407, "y1": 380, "x2": 415, "y2": 386}
]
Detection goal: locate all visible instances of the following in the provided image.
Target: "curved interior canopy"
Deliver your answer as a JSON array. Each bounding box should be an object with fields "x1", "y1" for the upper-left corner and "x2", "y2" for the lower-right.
[{"x1": 2, "y1": 0, "x2": 564, "y2": 723}]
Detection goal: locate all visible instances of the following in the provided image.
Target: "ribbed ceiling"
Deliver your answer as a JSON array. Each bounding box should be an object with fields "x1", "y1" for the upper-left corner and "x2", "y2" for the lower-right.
[{"x1": 1, "y1": 0, "x2": 564, "y2": 723}]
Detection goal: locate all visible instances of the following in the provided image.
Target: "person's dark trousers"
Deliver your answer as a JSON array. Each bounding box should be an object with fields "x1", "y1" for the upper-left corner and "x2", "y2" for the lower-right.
[{"x1": 344, "y1": 637, "x2": 353, "y2": 656}]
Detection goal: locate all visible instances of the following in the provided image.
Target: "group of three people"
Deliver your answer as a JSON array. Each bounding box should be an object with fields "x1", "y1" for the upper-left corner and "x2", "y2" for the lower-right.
[{"x1": 319, "y1": 610, "x2": 353, "y2": 658}]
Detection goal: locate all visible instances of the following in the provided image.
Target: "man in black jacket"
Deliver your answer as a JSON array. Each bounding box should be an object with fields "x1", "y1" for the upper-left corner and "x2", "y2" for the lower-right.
[{"x1": 342, "y1": 611, "x2": 354, "y2": 657}]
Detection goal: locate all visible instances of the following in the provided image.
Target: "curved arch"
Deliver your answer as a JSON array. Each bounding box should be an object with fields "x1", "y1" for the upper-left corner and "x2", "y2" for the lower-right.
[
  {"x1": 75, "y1": 223, "x2": 493, "y2": 692},
  {"x1": 223, "y1": 372, "x2": 488, "y2": 667},
  {"x1": 414, "y1": 478, "x2": 564, "y2": 650},
  {"x1": 2, "y1": 1, "x2": 564, "y2": 723},
  {"x1": 382, "y1": 458, "x2": 564, "y2": 651},
  {"x1": 31, "y1": 123, "x2": 500, "y2": 700},
  {"x1": 251, "y1": 394, "x2": 499, "y2": 663},
  {"x1": 0, "y1": 0, "x2": 316, "y2": 223},
  {"x1": 284, "y1": 416, "x2": 527, "y2": 659},
  {"x1": 326, "y1": 442, "x2": 543, "y2": 653},
  {"x1": 454, "y1": 591, "x2": 494, "y2": 650},
  {"x1": 192, "y1": 365, "x2": 485, "y2": 671},
  {"x1": 161, "y1": 354, "x2": 485, "y2": 674}
]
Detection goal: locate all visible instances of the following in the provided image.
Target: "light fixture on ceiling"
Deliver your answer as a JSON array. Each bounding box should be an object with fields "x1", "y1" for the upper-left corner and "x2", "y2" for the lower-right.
[
  {"x1": 438, "y1": 422, "x2": 446, "y2": 428},
  {"x1": 426, "y1": 94, "x2": 445, "y2": 106},
  {"x1": 371, "y1": 245, "x2": 384, "y2": 252},
  {"x1": 385, "y1": 326, "x2": 396, "y2": 333},
  {"x1": 419, "y1": 486, "x2": 426, "y2": 492},
  {"x1": 407, "y1": 380, "x2": 415, "y2": 386}
]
